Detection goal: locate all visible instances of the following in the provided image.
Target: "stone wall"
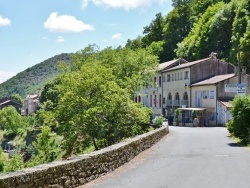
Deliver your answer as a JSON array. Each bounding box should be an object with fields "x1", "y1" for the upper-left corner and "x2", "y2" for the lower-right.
[{"x1": 0, "y1": 126, "x2": 169, "y2": 188}]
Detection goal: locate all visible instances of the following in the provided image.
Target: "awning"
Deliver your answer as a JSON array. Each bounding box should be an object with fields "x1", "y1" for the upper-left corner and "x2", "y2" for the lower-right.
[
  {"x1": 177, "y1": 107, "x2": 215, "y2": 112},
  {"x1": 177, "y1": 107, "x2": 206, "y2": 111}
]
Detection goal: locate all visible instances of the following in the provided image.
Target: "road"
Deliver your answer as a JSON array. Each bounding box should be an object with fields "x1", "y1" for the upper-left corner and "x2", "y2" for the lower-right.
[{"x1": 82, "y1": 126, "x2": 250, "y2": 188}]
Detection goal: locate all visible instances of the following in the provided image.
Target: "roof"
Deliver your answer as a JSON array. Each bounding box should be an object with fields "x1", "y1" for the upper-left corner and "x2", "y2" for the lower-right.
[
  {"x1": 26, "y1": 94, "x2": 39, "y2": 99},
  {"x1": 0, "y1": 99, "x2": 21, "y2": 106},
  {"x1": 162, "y1": 57, "x2": 211, "y2": 73},
  {"x1": 0, "y1": 97, "x2": 11, "y2": 104},
  {"x1": 220, "y1": 101, "x2": 232, "y2": 108},
  {"x1": 191, "y1": 74, "x2": 236, "y2": 86},
  {"x1": 158, "y1": 59, "x2": 180, "y2": 70}
]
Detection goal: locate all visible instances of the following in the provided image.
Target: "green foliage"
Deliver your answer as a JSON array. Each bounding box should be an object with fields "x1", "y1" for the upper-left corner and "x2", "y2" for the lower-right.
[
  {"x1": 0, "y1": 106, "x2": 28, "y2": 135},
  {"x1": 0, "y1": 148, "x2": 5, "y2": 172},
  {"x1": 155, "y1": 115, "x2": 164, "y2": 128},
  {"x1": 176, "y1": 2, "x2": 225, "y2": 60},
  {"x1": 11, "y1": 93, "x2": 23, "y2": 106},
  {"x1": 4, "y1": 152, "x2": 24, "y2": 172},
  {"x1": 32, "y1": 126, "x2": 60, "y2": 164},
  {"x1": 0, "y1": 53, "x2": 70, "y2": 98},
  {"x1": 38, "y1": 47, "x2": 155, "y2": 157},
  {"x1": 228, "y1": 96, "x2": 250, "y2": 144},
  {"x1": 230, "y1": 0, "x2": 250, "y2": 63}
]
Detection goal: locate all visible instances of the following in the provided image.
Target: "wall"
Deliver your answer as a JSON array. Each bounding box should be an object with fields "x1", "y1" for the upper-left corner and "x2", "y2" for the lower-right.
[{"x1": 0, "y1": 126, "x2": 168, "y2": 188}]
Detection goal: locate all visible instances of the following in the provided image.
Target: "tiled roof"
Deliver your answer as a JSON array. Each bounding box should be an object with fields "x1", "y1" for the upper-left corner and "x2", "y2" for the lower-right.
[
  {"x1": 162, "y1": 57, "x2": 211, "y2": 72},
  {"x1": 191, "y1": 74, "x2": 236, "y2": 86},
  {"x1": 0, "y1": 97, "x2": 11, "y2": 104},
  {"x1": 158, "y1": 59, "x2": 183, "y2": 71},
  {"x1": 220, "y1": 101, "x2": 232, "y2": 108}
]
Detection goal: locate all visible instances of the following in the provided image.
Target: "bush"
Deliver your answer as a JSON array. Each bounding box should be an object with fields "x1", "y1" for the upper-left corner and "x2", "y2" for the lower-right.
[
  {"x1": 155, "y1": 115, "x2": 164, "y2": 128},
  {"x1": 227, "y1": 96, "x2": 250, "y2": 144}
]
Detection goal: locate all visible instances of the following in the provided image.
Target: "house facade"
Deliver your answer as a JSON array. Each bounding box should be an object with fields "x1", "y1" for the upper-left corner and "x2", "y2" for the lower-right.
[
  {"x1": 23, "y1": 94, "x2": 40, "y2": 115},
  {"x1": 137, "y1": 53, "x2": 249, "y2": 126}
]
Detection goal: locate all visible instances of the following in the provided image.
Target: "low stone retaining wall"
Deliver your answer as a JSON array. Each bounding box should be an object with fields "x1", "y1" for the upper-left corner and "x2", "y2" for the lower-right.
[{"x1": 0, "y1": 126, "x2": 169, "y2": 188}]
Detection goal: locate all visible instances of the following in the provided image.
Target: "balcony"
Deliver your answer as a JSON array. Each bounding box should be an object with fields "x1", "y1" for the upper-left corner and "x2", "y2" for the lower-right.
[
  {"x1": 166, "y1": 100, "x2": 172, "y2": 106},
  {"x1": 173, "y1": 100, "x2": 180, "y2": 107},
  {"x1": 181, "y1": 100, "x2": 188, "y2": 106}
]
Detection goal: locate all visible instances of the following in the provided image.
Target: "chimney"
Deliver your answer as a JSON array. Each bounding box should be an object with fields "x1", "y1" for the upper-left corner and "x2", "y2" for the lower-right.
[{"x1": 210, "y1": 52, "x2": 217, "y2": 59}]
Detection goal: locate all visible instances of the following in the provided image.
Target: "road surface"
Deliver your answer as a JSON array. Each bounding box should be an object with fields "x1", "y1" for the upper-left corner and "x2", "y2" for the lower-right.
[{"x1": 82, "y1": 126, "x2": 250, "y2": 188}]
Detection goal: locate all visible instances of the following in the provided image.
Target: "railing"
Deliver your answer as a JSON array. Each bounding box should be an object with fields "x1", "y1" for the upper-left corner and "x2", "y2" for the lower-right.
[
  {"x1": 166, "y1": 100, "x2": 172, "y2": 106},
  {"x1": 181, "y1": 100, "x2": 188, "y2": 106},
  {"x1": 172, "y1": 100, "x2": 180, "y2": 106}
]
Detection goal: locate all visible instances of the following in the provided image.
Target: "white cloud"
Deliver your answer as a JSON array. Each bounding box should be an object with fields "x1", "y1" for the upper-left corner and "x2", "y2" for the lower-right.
[
  {"x1": 44, "y1": 12, "x2": 94, "y2": 32},
  {"x1": 81, "y1": 0, "x2": 89, "y2": 9},
  {"x1": 0, "y1": 71, "x2": 16, "y2": 83},
  {"x1": 0, "y1": 15, "x2": 11, "y2": 26},
  {"x1": 112, "y1": 33, "x2": 122, "y2": 40},
  {"x1": 56, "y1": 36, "x2": 65, "y2": 43},
  {"x1": 92, "y1": 0, "x2": 169, "y2": 10}
]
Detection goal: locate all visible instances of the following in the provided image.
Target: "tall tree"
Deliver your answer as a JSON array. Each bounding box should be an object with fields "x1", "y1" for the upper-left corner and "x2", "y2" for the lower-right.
[{"x1": 142, "y1": 13, "x2": 165, "y2": 48}]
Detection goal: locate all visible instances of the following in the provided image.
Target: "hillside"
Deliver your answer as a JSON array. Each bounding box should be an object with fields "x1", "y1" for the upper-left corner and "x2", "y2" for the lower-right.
[
  {"x1": 127, "y1": 0, "x2": 250, "y2": 73},
  {"x1": 0, "y1": 53, "x2": 71, "y2": 98}
]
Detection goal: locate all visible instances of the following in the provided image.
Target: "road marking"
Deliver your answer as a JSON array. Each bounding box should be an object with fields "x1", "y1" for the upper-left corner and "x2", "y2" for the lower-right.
[{"x1": 214, "y1": 154, "x2": 228, "y2": 157}]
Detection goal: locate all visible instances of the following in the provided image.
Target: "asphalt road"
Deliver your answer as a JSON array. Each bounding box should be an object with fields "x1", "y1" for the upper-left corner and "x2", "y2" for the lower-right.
[{"x1": 82, "y1": 126, "x2": 250, "y2": 188}]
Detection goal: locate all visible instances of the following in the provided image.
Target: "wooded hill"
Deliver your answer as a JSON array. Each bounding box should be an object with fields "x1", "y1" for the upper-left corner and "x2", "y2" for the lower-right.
[
  {"x1": 126, "y1": 0, "x2": 250, "y2": 72},
  {"x1": 1, "y1": 0, "x2": 249, "y2": 98},
  {"x1": 0, "y1": 53, "x2": 70, "y2": 98}
]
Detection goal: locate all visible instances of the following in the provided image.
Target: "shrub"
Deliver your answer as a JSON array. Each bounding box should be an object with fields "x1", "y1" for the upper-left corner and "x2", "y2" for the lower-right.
[{"x1": 227, "y1": 96, "x2": 250, "y2": 144}]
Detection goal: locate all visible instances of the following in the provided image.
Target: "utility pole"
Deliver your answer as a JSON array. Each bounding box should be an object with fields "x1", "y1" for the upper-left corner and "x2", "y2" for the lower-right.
[{"x1": 238, "y1": 44, "x2": 241, "y2": 84}]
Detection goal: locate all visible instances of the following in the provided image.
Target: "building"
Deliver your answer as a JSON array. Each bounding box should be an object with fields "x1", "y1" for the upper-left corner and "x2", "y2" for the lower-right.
[
  {"x1": 23, "y1": 94, "x2": 40, "y2": 115},
  {"x1": 137, "y1": 53, "x2": 250, "y2": 126},
  {"x1": 0, "y1": 97, "x2": 22, "y2": 114}
]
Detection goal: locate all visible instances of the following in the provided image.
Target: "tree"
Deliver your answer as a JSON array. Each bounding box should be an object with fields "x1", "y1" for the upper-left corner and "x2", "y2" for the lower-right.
[
  {"x1": 142, "y1": 13, "x2": 165, "y2": 48},
  {"x1": 175, "y1": 2, "x2": 225, "y2": 60},
  {"x1": 40, "y1": 59, "x2": 152, "y2": 157},
  {"x1": 4, "y1": 152, "x2": 24, "y2": 172},
  {"x1": 230, "y1": 0, "x2": 249, "y2": 64},
  {"x1": 11, "y1": 93, "x2": 23, "y2": 106},
  {"x1": 0, "y1": 106, "x2": 28, "y2": 135},
  {"x1": 227, "y1": 96, "x2": 250, "y2": 144},
  {"x1": 32, "y1": 126, "x2": 59, "y2": 163}
]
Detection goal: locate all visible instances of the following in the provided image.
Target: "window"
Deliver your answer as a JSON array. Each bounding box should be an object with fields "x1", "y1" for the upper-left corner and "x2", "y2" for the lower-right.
[
  {"x1": 181, "y1": 72, "x2": 183, "y2": 80},
  {"x1": 178, "y1": 73, "x2": 179, "y2": 80},
  {"x1": 172, "y1": 74, "x2": 174, "y2": 81},
  {"x1": 175, "y1": 92, "x2": 180, "y2": 106},
  {"x1": 159, "y1": 94, "x2": 161, "y2": 108},
  {"x1": 163, "y1": 97, "x2": 166, "y2": 104},
  {"x1": 163, "y1": 76, "x2": 165, "y2": 82},
  {"x1": 167, "y1": 75, "x2": 170, "y2": 82},
  {"x1": 138, "y1": 96, "x2": 141, "y2": 103},
  {"x1": 184, "y1": 71, "x2": 189, "y2": 79},
  {"x1": 203, "y1": 91, "x2": 209, "y2": 99},
  {"x1": 210, "y1": 90, "x2": 215, "y2": 99},
  {"x1": 175, "y1": 73, "x2": 177, "y2": 80},
  {"x1": 159, "y1": 76, "x2": 162, "y2": 87},
  {"x1": 150, "y1": 95, "x2": 152, "y2": 107},
  {"x1": 154, "y1": 95, "x2": 157, "y2": 107}
]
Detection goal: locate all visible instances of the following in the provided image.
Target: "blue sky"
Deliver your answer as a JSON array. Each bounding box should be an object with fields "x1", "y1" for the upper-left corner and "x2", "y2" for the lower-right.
[{"x1": 0, "y1": 0, "x2": 172, "y2": 82}]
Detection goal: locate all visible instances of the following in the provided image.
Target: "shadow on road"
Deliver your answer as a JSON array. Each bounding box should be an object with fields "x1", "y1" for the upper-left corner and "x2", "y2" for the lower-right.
[{"x1": 227, "y1": 143, "x2": 242, "y2": 147}]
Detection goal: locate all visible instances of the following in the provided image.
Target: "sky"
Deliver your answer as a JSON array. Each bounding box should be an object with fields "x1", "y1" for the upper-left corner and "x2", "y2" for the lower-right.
[{"x1": 0, "y1": 0, "x2": 173, "y2": 83}]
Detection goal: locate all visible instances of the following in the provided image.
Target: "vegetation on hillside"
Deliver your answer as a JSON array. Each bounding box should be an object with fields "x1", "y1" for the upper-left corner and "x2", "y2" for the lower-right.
[
  {"x1": 127, "y1": 0, "x2": 250, "y2": 73},
  {"x1": 0, "y1": 53, "x2": 70, "y2": 98}
]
